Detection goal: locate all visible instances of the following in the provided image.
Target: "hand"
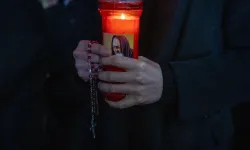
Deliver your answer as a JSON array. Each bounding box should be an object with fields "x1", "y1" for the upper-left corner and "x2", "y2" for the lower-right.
[
  {"x1": 98, "y1": 56, "x2": 163, "y2": 109},
  {"x1": 73, "y1": 40, "x2": 111, "y2": 81}
]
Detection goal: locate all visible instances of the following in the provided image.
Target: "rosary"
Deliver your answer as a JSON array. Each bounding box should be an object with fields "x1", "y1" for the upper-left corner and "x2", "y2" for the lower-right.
[{"x1": 87, "y1": 41, "x2": 100, "y2": 139}]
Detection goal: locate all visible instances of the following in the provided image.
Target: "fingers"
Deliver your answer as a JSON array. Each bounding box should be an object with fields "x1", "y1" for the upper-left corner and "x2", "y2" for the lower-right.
[
  {"x1": 98, "y1": 71, "x2": 146, "y2": 84},
  {"x1": 75, "y1": 60, "x2": 89, "y2": 71},
  {"x1": 105, "y1": 95, "x2": 140, "y2": 109},
  {"x1": 98, "y1": 71, "x2": 137, "y2": 83},
  {"x1": 75, "y1": 40, "x2": 89, "y2": 52},
  {"x1": 74, "y1": 51, "x2": 100, "y2": 63},
  {"x1": 73, "y1": 40, "x2": 111, "y2": 82},
  {"x1": 74, "y1": 40, "x2": 111, "y2": 56},
  {"x1": 91, "y1": 43, "x2": 111, "y2": 57},
  {"x1": 98, "y1": 83, "x2": 142, "y2": 95},
  {"x1": 77, "y1": 70, "x2": 89, "y2": 81},
  {"x1": 100, "y1": 55, "x2": 144, "y2": 70},
  {"x1": 139, "y1": 56, "x2": 160, "y2": 68},
  {"x1": 74, "y1": 40, "x2": 111, "y2": 64}
]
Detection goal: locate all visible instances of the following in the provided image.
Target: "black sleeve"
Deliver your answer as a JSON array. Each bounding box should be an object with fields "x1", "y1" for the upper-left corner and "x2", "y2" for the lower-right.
[
  {"x1": 44, "y1": 0, "x2": 102, "y2": 74},
  {"x1": 167, "y1": 0, "x2": 250, "y2": 120},
  {"x1": 0, "y1": 0, "x2": 49, "y2": 96}
]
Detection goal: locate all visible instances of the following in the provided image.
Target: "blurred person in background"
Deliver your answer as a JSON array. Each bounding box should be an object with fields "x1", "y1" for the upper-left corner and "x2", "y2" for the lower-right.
[
  {"x1": 1, "y1": 0, "x2": 134, "y2": 149},
  {"x1": 0, "y1": 0, "x2": 50, "y2": 149},
  {"x1": 0, "y1": 0, "x2": 101, "y2": 149}
]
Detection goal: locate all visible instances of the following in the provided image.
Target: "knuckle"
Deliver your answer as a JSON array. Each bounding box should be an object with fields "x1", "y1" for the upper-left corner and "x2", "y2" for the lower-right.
[
  {"x1": 75, "y1": 59, "x2": 83, "y2": 66},
  {"x1": 110, "y1": 85, "x2": 117, "y2": 93},
  {"x1": 92, "y1": 54, "x2": 100, "y2": 62},
  {"x1": 107, "y1": 84, "x2": 115, "y2": 93},
  {"x1": 100, "y1": 45, "x2": 106, "y2": 51},
  {"x1": 83, "y1": 52, "x2": 89, "y2": 61},
  {"x1": 76, "y1": 63, "x2": 87, "y2": 70},
  {"x1": 106, "y1": 102, "x2": 113, "y2": 108},
  {"x1": 92, "y1": 43, "x2": 101, "y2": 52},
  {"x1": 79, "y1": 40, "x2": 88, "y2": 46},
  {"x1": 75, "y1": 63, "x2": 80, "y2": 69},
  {"x1": 135, "y1": 71, "x2": 143, "y2": 83},
  {"x1": 91, "y1": 43, "x2": 97, "y2": 50},
  {"x1": 100, "y1": 45, "x2": 109, "y2": 55},
  {"x1": 119, "y1": 104, "x2": 125, "y2": 109},
  {"x1": 111, "y1": 56, "x2": 120, "y2": 64},
  {"x1": 77, "y1": 70, "x2": 83, "y2": 76},
  {"x1": 136, "y1": 85, "x2": 144, "y2": 95},
  {"x1": 106, "y1": 72, "x2": 112, "y2": 81},
  {"x1": 75, "y1": 51, "x2": 87, "y2": 60},
  {"x1": 75, "y1": 62, "x2": 80, "y2": 69},
  {"x1": 81, "y1": 75, "x2": 88, "y2": 81},
  {"x1": 78, "y1": 71, "x2": 87, "y2": 78},
  {"x1": 139, "y1": 62, "x2": 146, "y2": 71},
  {"x1": 155, "y1": 63, "x2": 160, "y2": 68},
  {"x1": 110, "y1": 102, "x2": 120, "y2": 109},
  {"x1": 97, "y1": 44, "x2": 102, "y2": 51},
  {"x1": 73, "y1": 51, "x2": 80, "y2": 57},
  {"x1": 117, "y1": 101, "x2": 126, "y2": 109},
  {"x1": 136, "y1": 96, "x2": 144, "y2": 104}
]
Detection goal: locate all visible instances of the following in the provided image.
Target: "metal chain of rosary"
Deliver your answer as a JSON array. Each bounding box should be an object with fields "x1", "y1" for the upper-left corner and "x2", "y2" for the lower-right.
[{"x1": 87, "y1": 41, "x2": 100, "y2": 139}]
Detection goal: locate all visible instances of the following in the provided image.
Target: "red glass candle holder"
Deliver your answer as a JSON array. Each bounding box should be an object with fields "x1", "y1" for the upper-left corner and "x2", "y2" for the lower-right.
[{"x1": 99, "y1": 0, "x2": 143, "y2": 101}]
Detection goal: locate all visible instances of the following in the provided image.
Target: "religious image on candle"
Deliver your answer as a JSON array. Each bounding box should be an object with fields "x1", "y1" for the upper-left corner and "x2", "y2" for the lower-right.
[{"x1": 103, "y1": 33, "x2": 134, "y2": 58}]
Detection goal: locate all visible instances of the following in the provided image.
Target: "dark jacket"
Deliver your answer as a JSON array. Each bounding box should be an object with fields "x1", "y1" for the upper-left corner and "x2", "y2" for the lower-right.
[
  {"x1": 0, "y1": 0, "x2": 50, "y2": 149},
  {"x1": 158, "y1": 0, "x2": 250, "y2": 121},
  {"x1": 137, "y1": 0, "x2": 250, "y2": 149}
]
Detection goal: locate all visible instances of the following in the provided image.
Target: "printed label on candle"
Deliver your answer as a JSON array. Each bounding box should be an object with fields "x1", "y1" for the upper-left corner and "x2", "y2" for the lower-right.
[
  {"x1": 103, "y1": 33, "x2": 134, "y2": 58},
  {"x1": 102, "y1": 32, "x2": 134, "y2": 101}
]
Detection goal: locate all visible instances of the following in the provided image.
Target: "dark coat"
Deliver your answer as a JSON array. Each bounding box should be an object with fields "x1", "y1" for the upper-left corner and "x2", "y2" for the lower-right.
[
  {"x1": 135, "y1": 0, "x2": 250, "y2": 149},
  {"x1": 0, "y1": 0, "x2": 50, "y2": 149}
]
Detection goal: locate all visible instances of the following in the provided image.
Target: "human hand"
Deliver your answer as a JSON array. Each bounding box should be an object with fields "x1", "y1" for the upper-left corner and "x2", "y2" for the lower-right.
[
  {"x1": 98, "y1": 55, "x2": 163, "y2": 109},
  {"x1": 73, "y1": 40, "x2": 111, "y2": 81}
]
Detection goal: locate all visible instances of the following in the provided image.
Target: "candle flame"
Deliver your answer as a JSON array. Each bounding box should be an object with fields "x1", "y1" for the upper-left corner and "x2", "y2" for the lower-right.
[{"x1": 121, "y1": 13, "x2": 125, "y2": 20}]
